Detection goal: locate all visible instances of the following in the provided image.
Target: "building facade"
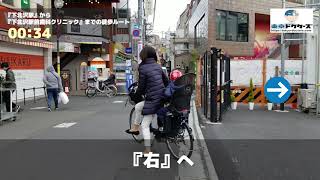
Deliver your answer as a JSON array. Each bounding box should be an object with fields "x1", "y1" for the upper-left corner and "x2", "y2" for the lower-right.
[
  {"x1": 188, "y1": 0, "x2": 303, "y2": 58},
  {"x1": 0, "y1": 0, "x2": 52, "y2": 100}
]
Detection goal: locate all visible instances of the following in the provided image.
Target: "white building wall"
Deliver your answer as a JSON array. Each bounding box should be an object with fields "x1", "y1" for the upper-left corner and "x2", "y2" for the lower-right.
[{"x1": 231, "y1": 60, "x2": 303, "y2": 86}]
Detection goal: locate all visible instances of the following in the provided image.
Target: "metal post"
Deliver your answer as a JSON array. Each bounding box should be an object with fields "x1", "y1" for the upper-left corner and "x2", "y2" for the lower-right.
[
  {"x1": 316, "y1": 16, "x2": 320, "y2": 115},
  {"x1": 138, "y1": 0, "x2": 144, "y2": 45},
  {"x1": 23, "y1": 89, "x2": 26, "y2": 105},
  {"x1": 56, "y1": 9, "x2": 61, "y2": 75},
  {"x1": 33, "y1": 87, "x2": 36, "y2": 103},
  {"x1": 219, "y1": 54, "x2": 223, "y2": 122},
  {"x1": 9, "y1": 90, "x2": 12, "y2": 113},
  {"x1": 204, "y1": 52, "x2": 208, "y2": 118},
  {"x1": 280, "y1": 0, "x2": 286, "y2": 111},
  {"x1": 57, "y1": 36, "x2": 60, "y2": 75},
  {"x1": 56, "y1": 10, "x2": 61, "y2": 75},
  {"x1": 210, "y1": 47, "x2": 218, "y2": 122},
  {"x1": 302, "y1": 0, "x2": 307, "y2": 84}
]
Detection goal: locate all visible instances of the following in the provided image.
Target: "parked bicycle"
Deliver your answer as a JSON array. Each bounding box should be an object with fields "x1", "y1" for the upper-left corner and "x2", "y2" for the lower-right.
[
  {"x1": 126, "y1": 74, "x2": 196, "y2": 159},
  {"x1": 85, "y1": 77, "x2": 117, "y2": 98}
]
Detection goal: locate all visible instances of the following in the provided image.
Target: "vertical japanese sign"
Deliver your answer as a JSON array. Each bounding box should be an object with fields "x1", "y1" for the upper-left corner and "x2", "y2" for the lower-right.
[{"x1": 80, "y1": 62, "x2": 88, "y2": 90}]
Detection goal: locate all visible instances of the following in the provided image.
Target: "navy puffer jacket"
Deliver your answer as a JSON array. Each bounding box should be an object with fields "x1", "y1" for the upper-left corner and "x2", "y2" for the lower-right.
[{"x1": 137, "y1": 58, "x2": 168, "y2": 115}]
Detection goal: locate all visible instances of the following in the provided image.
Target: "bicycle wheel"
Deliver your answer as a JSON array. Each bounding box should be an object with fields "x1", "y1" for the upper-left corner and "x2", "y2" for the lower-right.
[
  {"x1": 86, "y1": 87, "x2": 97, "y2": 98},
  {"x1": 106, "y1": 85, "x2": 117, "y2": 97},
  {"x1": 166, "y1": 123, "x2": 194, "y2": 160},
  {"x1": 129, "y1": 107, "x2": 144, "y2": 143}
]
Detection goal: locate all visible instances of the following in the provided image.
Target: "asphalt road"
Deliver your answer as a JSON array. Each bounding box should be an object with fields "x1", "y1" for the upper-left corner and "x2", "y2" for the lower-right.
[
  {"x1": 201, "y1": 105, "x2": 320, "y2": 180},
  {"x1": 0, "y1": 96, "x2": 179, "y2": 180}
]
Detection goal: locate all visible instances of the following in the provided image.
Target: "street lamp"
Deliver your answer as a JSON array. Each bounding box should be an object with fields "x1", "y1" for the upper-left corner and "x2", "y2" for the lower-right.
[{"x1": 54, "y1": 0, "x2": 64, "y2": 75}]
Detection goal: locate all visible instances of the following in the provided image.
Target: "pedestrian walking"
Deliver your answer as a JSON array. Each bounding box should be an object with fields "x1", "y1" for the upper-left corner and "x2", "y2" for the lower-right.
[
  {"x1": 126, "y1": 46, "x2": 169, "y2": 154},
  {"x1": 43, "y1": 65, "x2": 63, "y2": 111},
  {"x1": 0, "y1": 62, "x2": 20, "y2": 112}
]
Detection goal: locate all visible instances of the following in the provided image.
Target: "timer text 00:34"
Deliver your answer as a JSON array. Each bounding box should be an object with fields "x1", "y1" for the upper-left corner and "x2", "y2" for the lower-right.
[{"x1": 7, "y1": 28, "x2": 51, "y2": 39}]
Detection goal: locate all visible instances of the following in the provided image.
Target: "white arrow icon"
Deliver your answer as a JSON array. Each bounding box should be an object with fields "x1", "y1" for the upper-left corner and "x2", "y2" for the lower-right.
[
  {"x1": 177, "y1": 155, "x2": 194, "y2": 166},
  {"x1": 267, "y1": 82, "x2": 289, "y2": 98}
]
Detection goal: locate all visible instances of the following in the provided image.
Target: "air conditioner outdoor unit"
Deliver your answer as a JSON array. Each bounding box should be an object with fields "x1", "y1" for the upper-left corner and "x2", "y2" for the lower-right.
[{"x1": 298, "y1": 89, "x2": 316, "y2": 109}]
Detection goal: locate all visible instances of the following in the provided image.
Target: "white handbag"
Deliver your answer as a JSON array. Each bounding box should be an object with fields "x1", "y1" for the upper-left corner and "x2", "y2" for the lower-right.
[{"x1": 58, "y1": 92, "x2": 69, "y2": 104}]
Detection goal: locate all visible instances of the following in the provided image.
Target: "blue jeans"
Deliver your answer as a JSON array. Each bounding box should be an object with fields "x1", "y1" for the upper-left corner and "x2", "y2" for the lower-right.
[{"x1": 47, "y1": 88, "x2": 59, "y2": 109}]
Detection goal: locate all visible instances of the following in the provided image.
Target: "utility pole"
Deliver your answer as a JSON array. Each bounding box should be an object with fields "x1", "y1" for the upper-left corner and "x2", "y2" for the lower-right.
[
  {"x1": 138, "y1": 0, "x2": 144, "y2": 45},
  {"x1": 280, "y1": 0, "x2": 286, "y2": 111}
]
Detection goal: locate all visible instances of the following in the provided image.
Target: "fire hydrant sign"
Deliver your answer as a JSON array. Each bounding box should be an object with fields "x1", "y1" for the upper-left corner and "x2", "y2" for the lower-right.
[{"x1": 270, "y1": 9, "x2": 313, "y2": 33}]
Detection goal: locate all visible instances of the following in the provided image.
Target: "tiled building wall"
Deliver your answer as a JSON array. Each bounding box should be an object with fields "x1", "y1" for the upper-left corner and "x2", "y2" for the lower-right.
[{"x1": 189, "y1": 0, "x2": 300, "y2": 56}]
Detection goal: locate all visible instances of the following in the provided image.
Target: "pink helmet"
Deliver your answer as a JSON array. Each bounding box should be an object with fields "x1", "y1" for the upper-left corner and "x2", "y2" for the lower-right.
[{"x1": 170, "y1": 69, "x2": 183, "y2": 81}]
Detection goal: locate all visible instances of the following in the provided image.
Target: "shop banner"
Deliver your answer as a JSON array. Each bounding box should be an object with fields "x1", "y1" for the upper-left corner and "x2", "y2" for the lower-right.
[{"x1": 0, "y1": 52, "x2": 44, "y2": 69}]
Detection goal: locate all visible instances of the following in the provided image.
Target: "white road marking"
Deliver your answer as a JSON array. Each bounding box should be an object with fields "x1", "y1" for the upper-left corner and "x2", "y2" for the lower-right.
[
  {"x1": 53, "y1": 122, "x2": 77, "y2": 128},
  {"x1": 30, "y1": 107, "x2": 47, "y2": 110},
  {"x1": 274, "y1": 110, "x2": 290, "y2": 113},
  {"x1": 112, "y1": 101, "x2": 124, "y2": 104}
]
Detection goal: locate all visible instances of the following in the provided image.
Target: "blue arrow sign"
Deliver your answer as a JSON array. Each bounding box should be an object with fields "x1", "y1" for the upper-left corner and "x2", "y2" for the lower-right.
[{"x1": 264, "y1": 77, "x2": 291, "y2": 103}]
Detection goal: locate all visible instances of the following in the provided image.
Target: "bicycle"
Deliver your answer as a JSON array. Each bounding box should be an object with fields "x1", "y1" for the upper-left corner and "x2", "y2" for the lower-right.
[
  {"x1": 86, "y1": 77, "x2": 117, "y2": 98},
  {"x1": 126, "y1": 74, "x2": 196, "y2": 159}
]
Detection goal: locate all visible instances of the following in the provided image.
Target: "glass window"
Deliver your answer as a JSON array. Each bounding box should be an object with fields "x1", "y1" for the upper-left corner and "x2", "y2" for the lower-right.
[
  {"x1": 2, "y1": 0, "x2": 14, "y2": 6},
  {"x1": 71, "y1": 24, "x2": 80, "y2": 33},
  {"x1": 195, "y1": 15, "x2": 207, "y2": 47},
  {"x1": 216, "y1": 11, "x2": 226, "y2": 40},
  {"x1": 216, "y1": 10, "x2": 248, "y2": 42}
]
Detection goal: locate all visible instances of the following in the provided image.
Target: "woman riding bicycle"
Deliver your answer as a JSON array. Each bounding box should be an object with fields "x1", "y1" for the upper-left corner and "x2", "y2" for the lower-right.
[{"x1": 125, "y1": 46, "x2": 168, "y2": 154}]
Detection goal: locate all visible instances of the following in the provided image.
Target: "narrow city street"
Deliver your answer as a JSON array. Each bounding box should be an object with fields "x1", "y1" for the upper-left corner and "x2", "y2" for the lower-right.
[
  {"x1": 1, "y1": 0, "x2": 320, "y2": 179},
  {"x1": 0, "y1": 96, "x2": 180, "y2": 180}
]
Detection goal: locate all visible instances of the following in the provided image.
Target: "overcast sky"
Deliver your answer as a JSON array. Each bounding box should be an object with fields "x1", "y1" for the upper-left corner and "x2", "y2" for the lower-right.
[{"x1": 129, "y1": 0, "x2": 190, "y2": 37}]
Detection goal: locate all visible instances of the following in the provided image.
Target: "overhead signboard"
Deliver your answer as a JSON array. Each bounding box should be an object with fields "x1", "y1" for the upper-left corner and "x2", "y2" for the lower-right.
[{"x1": 270, "y1": 8, "x2": 313, "y2": 33}]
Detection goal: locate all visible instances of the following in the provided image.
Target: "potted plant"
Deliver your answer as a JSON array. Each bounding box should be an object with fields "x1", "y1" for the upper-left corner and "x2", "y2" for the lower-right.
[
  {"x1": 248, "y1": 78, "x2": 255, "y2": 110},
  {"x1": 267, "y1": 99, "x2": 273, "y2": 111},
  {"x1": 231, "y1": 91, "x2": 237, "y2": 110}
]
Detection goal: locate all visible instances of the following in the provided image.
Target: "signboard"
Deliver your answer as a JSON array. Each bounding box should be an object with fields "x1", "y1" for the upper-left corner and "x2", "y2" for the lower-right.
[
  {"x1": 144, "y1": 0, "x2": 154, "y2": 16},
  {"x1": 270, "y1": 9, "x2": 313, "y2": 33},
  {"x1": 0, "y1": 52, "x2": 44, "y2": 69},
  {"x1": 132, "y1": 29, "x2": 140, "y2": 39},
  {"x1": 80, "y1": 62, "x2": 88, "y2": 90},
  {"x1": 125, "y1": 47, "x2": 132, "y2": 54},
  {"x1": 67, "y1": 22, "x2": 102, "y2": 36},
  {"x1": 21, "y1": 0, "x2": 30, "y2": 11}
]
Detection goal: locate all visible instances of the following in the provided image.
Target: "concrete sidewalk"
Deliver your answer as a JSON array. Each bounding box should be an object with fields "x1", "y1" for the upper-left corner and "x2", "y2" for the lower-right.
[{"x1": 200, "y1": 104, "x2": 320, "y2": 180}]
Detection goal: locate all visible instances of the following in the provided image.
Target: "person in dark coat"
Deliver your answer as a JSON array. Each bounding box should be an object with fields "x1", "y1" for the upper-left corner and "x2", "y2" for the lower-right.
[
  {"x1": 126, "y1": 46, "x2": 168, "y2": 154},
  {"x1": 0, "y1": 62, "x2": 20, "y2": 112}
]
